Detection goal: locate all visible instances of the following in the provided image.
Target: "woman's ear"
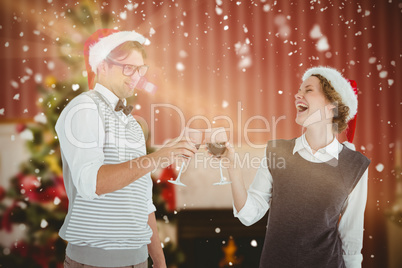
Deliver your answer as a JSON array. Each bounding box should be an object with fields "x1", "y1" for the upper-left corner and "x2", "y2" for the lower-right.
[
  {"x1": 327, "y1": 102, "x2": 338, "y2": 118},
  {"x1": 328, "y1": 102, "x2": 336, "y2": 110}
]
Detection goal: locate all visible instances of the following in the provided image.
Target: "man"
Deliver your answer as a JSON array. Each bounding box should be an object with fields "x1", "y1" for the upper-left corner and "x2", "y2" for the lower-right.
[{"x1": 56, "y1": 29, "x2": 197, "y2": 268}]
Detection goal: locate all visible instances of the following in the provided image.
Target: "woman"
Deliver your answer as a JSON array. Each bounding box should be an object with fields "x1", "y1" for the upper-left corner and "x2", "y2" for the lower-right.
[{"x1": 225, "y1": 66, "x2": 370, "y2": 268}]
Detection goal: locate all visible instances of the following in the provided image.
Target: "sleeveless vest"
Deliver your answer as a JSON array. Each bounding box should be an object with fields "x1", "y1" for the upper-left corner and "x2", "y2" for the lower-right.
[
  {"x1": 260, "y1": 139, "x2": 370, "y2": 268},
  {"x1": 60, "y1": 90, "x2": 153, "y2": 250}
]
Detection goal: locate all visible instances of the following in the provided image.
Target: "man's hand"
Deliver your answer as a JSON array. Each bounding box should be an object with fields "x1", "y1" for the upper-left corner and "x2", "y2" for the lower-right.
[{"x1": 153, "y1": 137, "x2": 199, "y2": 168}]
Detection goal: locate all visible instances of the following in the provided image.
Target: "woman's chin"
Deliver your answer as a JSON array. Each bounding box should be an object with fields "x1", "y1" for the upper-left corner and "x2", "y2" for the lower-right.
[{"x1": 295, "y1": 115, "x2": 306, "y2": 126}]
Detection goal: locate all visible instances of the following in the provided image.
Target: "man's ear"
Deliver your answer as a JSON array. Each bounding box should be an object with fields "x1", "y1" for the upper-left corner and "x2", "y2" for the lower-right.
[{"x1": 97, "y1": 61, "x2": 108, "y2": 75}]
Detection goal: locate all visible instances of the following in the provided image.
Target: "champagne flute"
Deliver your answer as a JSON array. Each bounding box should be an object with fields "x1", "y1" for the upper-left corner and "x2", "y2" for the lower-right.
[
  {"x1": 205, "y1": 127, "x2": 231, "y2": 185},
  {"x1": 168, "y1": 128, "x2": 203, "y2": 186}
]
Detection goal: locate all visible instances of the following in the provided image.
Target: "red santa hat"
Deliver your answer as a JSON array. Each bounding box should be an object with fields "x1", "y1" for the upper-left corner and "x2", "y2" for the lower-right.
[
  {"x1": 302, "y1": 66, "x2": 358, "y2": 142},
  {"x1": 84, "y1": 29, "x2": 148, "y2": 89}
]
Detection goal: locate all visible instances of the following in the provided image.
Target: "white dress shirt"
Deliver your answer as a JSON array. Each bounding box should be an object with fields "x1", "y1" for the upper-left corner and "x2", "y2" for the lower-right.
[{"x1": 234, "y1": 134, "x2": 369, "y2": 268}]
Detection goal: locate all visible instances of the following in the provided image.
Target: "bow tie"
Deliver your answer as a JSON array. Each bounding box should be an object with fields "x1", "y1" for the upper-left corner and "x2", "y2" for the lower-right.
[{"x1": 115, "y1": 99, "x2": 133, "y2": 115}]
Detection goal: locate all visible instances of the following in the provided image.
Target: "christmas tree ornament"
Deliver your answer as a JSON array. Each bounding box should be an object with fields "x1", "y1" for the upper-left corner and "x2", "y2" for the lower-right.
[{"x1": 44, "y1": 75, "x2": 57, "y2": 89}]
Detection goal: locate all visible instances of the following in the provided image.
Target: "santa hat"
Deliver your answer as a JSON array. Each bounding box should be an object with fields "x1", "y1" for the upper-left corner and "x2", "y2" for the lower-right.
[
  {"x1": 84, "y1": 29, "x2": 148, "y2": 89},
  {"x1": 302, "y1": 66, "x2": 358, "y2": 142}
]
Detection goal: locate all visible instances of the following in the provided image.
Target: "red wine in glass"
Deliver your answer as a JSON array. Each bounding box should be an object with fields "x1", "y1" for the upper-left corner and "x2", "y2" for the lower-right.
[{"x1": 205, "y1": 128, "x2": 231, "y2": 185}]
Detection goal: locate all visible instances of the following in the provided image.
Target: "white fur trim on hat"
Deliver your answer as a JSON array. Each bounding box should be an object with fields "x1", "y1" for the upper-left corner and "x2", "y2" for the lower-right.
[
  {"x1": 89, "y1": 30, "x2": 149, "y2": 74},
  {"x1": 302, "y1": 66, "x2": 357, "y2": 122}
]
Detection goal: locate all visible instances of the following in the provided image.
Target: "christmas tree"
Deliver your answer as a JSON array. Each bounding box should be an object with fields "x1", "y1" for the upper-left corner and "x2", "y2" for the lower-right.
[
  {"x1": 0, "y1": 2, "x2": 183, "y2": 267},
  {"x1": 0, "y1": 76, "x2": 85, "y2": 268}
]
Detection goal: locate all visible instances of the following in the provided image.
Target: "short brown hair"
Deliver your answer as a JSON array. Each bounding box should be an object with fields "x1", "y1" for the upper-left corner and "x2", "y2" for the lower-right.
[
  {"x1": 108, "y1": 41, "x2": 147, "y2": 60},
  {"x1": 312, "y1": 74, "x2": 350, "y2": 133}
]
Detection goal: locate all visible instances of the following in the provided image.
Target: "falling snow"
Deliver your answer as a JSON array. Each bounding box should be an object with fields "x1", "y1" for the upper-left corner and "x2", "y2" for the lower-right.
[
  {"x1": 176, "y1": 62, "x2": 185, "y2": 71},
  {"x1": 40, "y1": 219, "x2": 48, "y2": 228},
  {"x1": 316, "y1": 37, "x2": 329, "y2": 51},
  {"x1": 250, "y1": 240, "x2": 258, "y2": 247},
  {"x1": 179, "y1": 50, "x2": 188, "y2": 58},
  {"x1": 379, "y1": 71, "x2": 388, "y2": 78},
  {"x1": 34, "y1": 74, "x2": 43, "y2": 83},
  {"x1": 149, "y1": 27, "x2": 156, "y2": 37},
  {"x1": 34, "y1": 113, "x2": 47, "y2": 124},
  {"x1": 10, "y1": 80, "x2": 19, "y2": 89},
  {"x1": 215, "y1": 6, "x2": 223, "y2": 15},
  {"x1": 19, "y1": 129, "x2": 34, "y2": 140},
  {"x1": 274, "y1": 15, "x2": 291, "y2": 39},
  {"x1": 54, "y1": 197, "x2": 61, "y2": 205},
  {"x1": 368, "y1": 57, "x2": 376, "y2": 64},
  {"x1": 234, "y1": 41, "x2": 252, "y2": 69},
  {"x1": 375, "y1": 163, "x2": 384, "y2": 172},
  {"x1": 310, "y1": 24, "x2": 329, "y2": 51},
  {"x1": 119, "y1": 11, "x2": 127, "y2": 20},
  {"x1": 47, "y1": 61, "x2": 55, "y2": 70},
  {"x1": 25, "y1": 68, "x2": 33, "y2": 75},
  {"x1": 310, "y1": 25, "x2": 322, "y2": 39},
  {"x1": 263, "y1": 4, "x2": 271, "y2": 12}
]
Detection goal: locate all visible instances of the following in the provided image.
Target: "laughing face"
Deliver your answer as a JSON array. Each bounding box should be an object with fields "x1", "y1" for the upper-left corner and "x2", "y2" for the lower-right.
[{"x1": 295, "y1": 76, "x2": 335, "y2": 128}]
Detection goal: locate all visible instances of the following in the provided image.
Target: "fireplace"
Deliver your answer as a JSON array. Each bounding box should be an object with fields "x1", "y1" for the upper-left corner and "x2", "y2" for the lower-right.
[{"x1": 177, "y1": 209, "x2": 267, "y2": 268}]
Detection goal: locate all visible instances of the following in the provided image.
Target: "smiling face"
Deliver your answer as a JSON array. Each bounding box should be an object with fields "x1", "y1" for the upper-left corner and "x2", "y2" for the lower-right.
[
  {"x1": 295, "y1": 76, "x2": 335, "y2": 128},
  {"x1": 97, "y1": 49, "x2": 145, "y2": 100}
]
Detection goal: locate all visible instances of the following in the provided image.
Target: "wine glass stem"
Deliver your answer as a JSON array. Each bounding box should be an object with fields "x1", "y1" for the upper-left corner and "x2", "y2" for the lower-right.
[
  {"x1": 219, "y1": 159, "x2": 224, "y2": 181},
  {"x1": 176, "y1": 161, "x2": 185, "y2": 182}
]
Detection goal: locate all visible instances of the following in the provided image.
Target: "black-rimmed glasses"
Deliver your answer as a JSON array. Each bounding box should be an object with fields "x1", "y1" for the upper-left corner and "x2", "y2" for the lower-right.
[{"x1": 105, "y1": 57, "x2": 149, "y2": 77}]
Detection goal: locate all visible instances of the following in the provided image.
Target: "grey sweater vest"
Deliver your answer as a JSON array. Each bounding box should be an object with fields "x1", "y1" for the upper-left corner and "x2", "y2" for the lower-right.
[
  {"x1": 260, "y1": 139, "x2": 370, "y2": 268},
  {"x1": 59, "y1": 90, "x2": 151, "y2": 266}
]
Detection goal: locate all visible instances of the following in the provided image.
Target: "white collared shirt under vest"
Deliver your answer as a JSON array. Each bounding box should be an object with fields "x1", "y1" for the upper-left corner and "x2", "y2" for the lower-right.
[{"x1": 234, "y1": 135, "x2": 369, "y2": 268}]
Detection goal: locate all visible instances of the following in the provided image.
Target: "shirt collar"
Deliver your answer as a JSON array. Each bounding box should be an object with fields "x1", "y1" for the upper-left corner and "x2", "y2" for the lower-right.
[
  {"x1": 293, "y1": 133, "x2": 341, "y2": 160},
  {"x1": 94, "y1": 83, "x2": 127, "y2": 107}
]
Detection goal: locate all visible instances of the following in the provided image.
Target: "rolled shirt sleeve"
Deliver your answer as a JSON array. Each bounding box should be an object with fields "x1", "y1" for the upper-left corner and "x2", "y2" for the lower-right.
[
  {"x1": 56, "y1": 95, "x2": 105, "y2": 200},
  {"x1": 339, "y1": 168, "x2": 369, "y2": 268},
  {"x1": 233, "y1": 158, "x2": 273, "y2": 226}
]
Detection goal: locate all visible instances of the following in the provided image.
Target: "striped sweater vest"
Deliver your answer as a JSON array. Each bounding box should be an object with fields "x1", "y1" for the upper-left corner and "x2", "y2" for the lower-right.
[{"x1": 59, "y1": 90, "x2": 153, "y2": 250}]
